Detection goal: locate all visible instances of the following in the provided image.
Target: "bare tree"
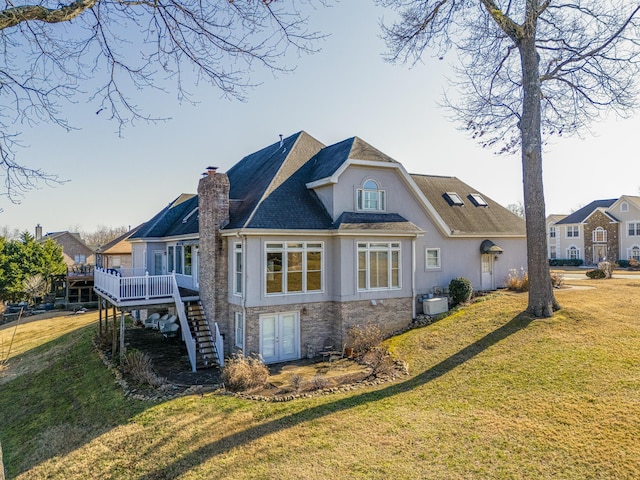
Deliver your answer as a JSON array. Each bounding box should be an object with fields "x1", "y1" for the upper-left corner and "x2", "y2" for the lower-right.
[
  {"x1": 0, "y1": 0, "x2": 326, "y2": 202},
  {"x1": 82, "y1": 224, "x2": 129, "y2": 249},
  {"x1": 507, "y1": 201, "x2": 525, "y2": 219},
  {"x1": 379, "y1": 0, "x2": 640, "y2": 317}
]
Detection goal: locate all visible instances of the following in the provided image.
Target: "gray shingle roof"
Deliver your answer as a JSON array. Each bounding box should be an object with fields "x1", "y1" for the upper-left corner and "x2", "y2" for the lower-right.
[
  {"x1": 130, "y1": 194, "x2": 199, "y2": 239},
  {"x1": 334, "y1": 212, "x2": 422, "y2": 232},
  {"x1": 556, "y1": 199, "x2": 617, "y2": 225},
  {"x1": 411, "y1": 175, "x2": 526, "y2": 236}
]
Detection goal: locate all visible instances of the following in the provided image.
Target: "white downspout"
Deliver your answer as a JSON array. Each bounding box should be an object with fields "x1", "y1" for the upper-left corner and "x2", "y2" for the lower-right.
[
  {"x1": 241, "y1": 234, "x2": 247, "y2": 353},
  {"x1": 412, "y1": 236, "x2": 417, "y2": 319}
]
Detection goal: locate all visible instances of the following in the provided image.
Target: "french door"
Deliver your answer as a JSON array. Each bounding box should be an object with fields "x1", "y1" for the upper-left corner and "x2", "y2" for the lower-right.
[{"x1": 259, "y1": 312, "x2": 299, "y2": 363}]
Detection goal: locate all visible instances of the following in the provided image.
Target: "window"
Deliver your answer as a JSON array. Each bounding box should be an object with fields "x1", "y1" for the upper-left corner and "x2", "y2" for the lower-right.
[
  {"x1": 167, "y1": 246, "x2": 174, "y2": 273},
  {"x1": 469, "y1": 193, "x2": 488, "y2": 207},
  {"x1": 592, "y1": 227, "x2": 607, "y2": 243},
  {"x1": 566, "y1": 226, "x2": 579, "y2": 238},
  {"x1": 184, "y1": 245, "x2": 193, "y2": 275},
  {"x1": 74, "y1": 254, "x2": 86, "y2": 264},
  {"x1": 357, "y1": 179, "x2": 385, "y2": 211},
  {"x1": 549, "y1": 226, "x2": 556, "y2": 238},
  {"x1": 628, "y1": 222, "x2": 640, "y2": 236},
  {"x1": 621, "y1": 202, "x2": 629, "y2": 213},
  {"x1": 265, "y1": 242, "x2": 323, "y2": 295},
  {"x1": 630, "y1": 246, "x2": 640, "y2": 261},
  {"x1": 234, "y1": 312, "x2": 244, "y2": 349},
  {"x1": 358, "y1": 242, "x2": 400, "y2": 290},
  {"x1": 175, "y1": 245, "x2": 183, "y2": 274},
  {"x1": 425, "y1": 248, "x2": 441, "y2": 269},
  {"x1": 444, "y1": 192, "x2": 464, "y2": 206},
  {"x1": 568, "y1": 246, "x2": 580, "y2": 260},
  {"x1": 550, "y1": 245, "x2": 557, "y2": 259},
  {"x1": 111, "y1": 256, "x2": 121, "y2": 268},
  {"x1": 234, "y1": 243, "x2": 243, "y2": 296}
]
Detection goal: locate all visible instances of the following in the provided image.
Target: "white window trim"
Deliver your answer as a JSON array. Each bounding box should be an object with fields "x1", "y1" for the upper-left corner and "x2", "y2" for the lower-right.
[
  {"x1": 425, "y1": 247, "x2": 441, "y2": 270},
  {"x1": 234, "y1": 312, "x2": 244, "y2": 350},
  {"x1": 592, "y1": 227, "x2": 607, "y2": 243},
  {"x1": 233, "y1": 242, "x2": 243, "y2": 296},
  {"x1": 549, "y1": 226, "x2": 556, "y2": 238},
  {"x1": 264, "y1": 242, "x2": 324, "y2": 296},
  {"x1": 566, "y1": 225, "x2": 580, "y2": 239},
  {"x1": 356, "y1": 179, "x2": 386, "y2": 212},
  {"x1": 357, "y1": 241, "x2": 401, "y2": 291},
  {"x1": 628, "y1": 244, "x2": 640, "y2": 260},
  {"x1": 627, "y1": 221, "x2": 640, "y2": 237},
  {"x1": 567, "y1": 245, "x2": 580, "y2": 260},
  {"x1": 621, "y1": 202, "x2": 629, "y2": 213}
]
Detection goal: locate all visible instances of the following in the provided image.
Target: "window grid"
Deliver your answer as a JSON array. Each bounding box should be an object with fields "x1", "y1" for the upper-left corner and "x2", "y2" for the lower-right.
[
  {"x1": 234, "y1": 312, "x2": 244, "y2": 349},
  {"x1": 567, "y1": 226, "x2": 579, "y2": 238},
  {"x1": 628, "y1": 222, "x2": 640, "y2": 236},
  {"x1": 234, "y1": 243, "x2": 243, "y2": 296},
  {"x1": 357, "y1": 179, "x2": 386, "y2": 212},
  {"x1": 265, "y1": 242, "x2": 323, "y2": 295},
  {"x1": 592, "y1": 227, "x2": 607, "y2": 243},
  {"x1": 426, "y1": 248, "x2": 441, "y2": 269},
  {"x1": 568, "y1": 246, "x2": 579, "y2": 260},
  {"x1": 357, "y1": 242, "x2": 401, "y2": 291}
]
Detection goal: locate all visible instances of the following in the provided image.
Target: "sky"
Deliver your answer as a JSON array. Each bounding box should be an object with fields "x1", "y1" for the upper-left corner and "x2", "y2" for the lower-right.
[{"x1": 1, "y1": 1, "x2": 638, "y2": 236}]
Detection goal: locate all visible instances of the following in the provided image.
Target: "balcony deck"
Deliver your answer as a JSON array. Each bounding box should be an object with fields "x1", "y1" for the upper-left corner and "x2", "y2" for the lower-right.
[{"x1": 93, "y1": 268, "x2": 198, "y2": 308}]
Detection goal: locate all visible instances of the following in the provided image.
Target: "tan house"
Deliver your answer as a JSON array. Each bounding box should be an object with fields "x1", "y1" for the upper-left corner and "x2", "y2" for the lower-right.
[
  {"x1": 95, "y1": 225, "x2": 141, "y2": 272},
  {"x1": 36, "y1": 225, "x2": 96, "y2": 305}
]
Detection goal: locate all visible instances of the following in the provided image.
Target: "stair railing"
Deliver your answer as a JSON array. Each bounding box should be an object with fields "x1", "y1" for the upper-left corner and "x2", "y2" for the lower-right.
[{"x1": 171, "y1": 277, "x2": 197, "y2": 372}]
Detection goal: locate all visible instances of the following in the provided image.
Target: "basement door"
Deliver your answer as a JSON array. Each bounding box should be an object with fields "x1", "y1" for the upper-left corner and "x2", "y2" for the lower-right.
[
  {"x1": 481, "y1": 254, "x2": 495, "y2": 291},
  {"x1": 259, "y1": 312, "x2": 300, "y2": 364}
]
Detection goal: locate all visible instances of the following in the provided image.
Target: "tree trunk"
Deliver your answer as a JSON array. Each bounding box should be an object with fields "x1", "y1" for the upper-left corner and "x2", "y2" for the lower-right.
[
  {"x1": 0, "y1": 439, "x2": 5, "y2": 480},
  {"x1": 519, "y1": 35, "x2": 559, "y2": 317}
]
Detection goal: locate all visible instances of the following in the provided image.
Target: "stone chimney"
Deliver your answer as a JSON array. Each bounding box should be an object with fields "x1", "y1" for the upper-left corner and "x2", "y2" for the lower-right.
[
  {"x1": 35, "y1": 224, "x2": 42, "y2": 241},
  {"x1": 197, "y1": 167, "x2": 231, "y2": 351}
]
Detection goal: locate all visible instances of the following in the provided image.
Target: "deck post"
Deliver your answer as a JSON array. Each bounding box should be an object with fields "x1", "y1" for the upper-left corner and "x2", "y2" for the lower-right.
[
  {"x1": 0, "y1": 439, "x2": 5, "y2": 480},
  {"x1": 119, "y1": 311, "x2": 126, "y2": 361},
  {"x1": 111, "y1": 304, "x2": 117, "y2": 357},
  {"x1": 98, "y1": 299, "x2": 103, "y2": 335},
  {"x1": 145, "y1": 272, "x2": 150, "y2": 300}
]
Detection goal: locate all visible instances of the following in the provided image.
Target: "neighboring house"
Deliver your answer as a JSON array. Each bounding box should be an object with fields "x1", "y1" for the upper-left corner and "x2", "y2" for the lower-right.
[
  {"x1": 95, "y1": 225, "x2": 142, "y2": 272},
  {"x1": 94, "y1": 131, "x2": 526, "y2": 368},
  {"x1": 547, "y1": 196, "x2": 640, "y2": 265},
  {"x1": 36, "y1": 224, "x2": 96, "y2": 305},
  {"x1": 36, "y1": 224, "x2": 95, "y2": 267}
]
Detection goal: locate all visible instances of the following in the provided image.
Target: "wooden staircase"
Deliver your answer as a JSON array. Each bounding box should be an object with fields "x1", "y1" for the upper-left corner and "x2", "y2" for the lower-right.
[{"x1": 185, "y1": 301, "x2": 220, "y2": 369}]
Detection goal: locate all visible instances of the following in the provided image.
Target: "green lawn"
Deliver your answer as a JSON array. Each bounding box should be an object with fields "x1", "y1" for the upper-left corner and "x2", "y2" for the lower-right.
[{"x1": 1, "y1": 279, "x2": 639, "y2": 479}]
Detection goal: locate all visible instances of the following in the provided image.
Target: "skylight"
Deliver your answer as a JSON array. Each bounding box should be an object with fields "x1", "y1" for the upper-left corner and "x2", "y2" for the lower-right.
[
  {"x1": 444, "y1": 192, "x2": 464, "y2": 206},
  {"x1": 469, "y1": 193, "x2": 488, "y2": 207}
]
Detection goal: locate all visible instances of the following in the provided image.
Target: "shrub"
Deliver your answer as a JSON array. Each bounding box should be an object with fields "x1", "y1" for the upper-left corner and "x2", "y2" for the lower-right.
[
  {"x1": 290, "y1": 374, "x2": 303, "y2": 392},
  {"x1": 629, "y1": 259, "x2": 640, "y2": 271},
  {"x1": 506, "y1": 268, "x2": 529, "y2": 291},
  {"x1": 617, "y1": 259, "x2": 630, "y2": 268},
  {"x1": 310, "y1": 375, "x2": 328, "y2": 390},
  {"x1": 449, "y1": 277, "x2": 473, "y2": 305},
  {"x1": 362, "y1": 346, "x2": 396, "y2": 378},
  {"x1": 586, "y1": 269, "x2": 606, "y2": 279},
  {"x1": 347, "y1": 322, "x2": 384, "y2": 357},
  {"x1": 597, "y1": 261, "x2": 614, "y2": 279},
  {"x1": 549, "y1": 258, "x2": 584, "y2": 267},
  {"x1": 122, "y1": 349, "x2": 164, "y2": 388},
  {"x1": 550, "y1": 272, "x2": 564, "y2": 288},
  {"x1": 221, "y1": 354, "x2": 269, "y2": 392}
]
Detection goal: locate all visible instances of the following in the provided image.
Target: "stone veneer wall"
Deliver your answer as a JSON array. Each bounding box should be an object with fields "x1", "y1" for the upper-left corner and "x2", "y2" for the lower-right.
[
  {"x1": 236, "y1": 297, "x2": 412, "y2": 360},
  {"x1": 583, "y1": 210, "x2": 619, "y2": 264},
  {"x1": 197, "y1": 170, "x2": 232, "y2": 352}
]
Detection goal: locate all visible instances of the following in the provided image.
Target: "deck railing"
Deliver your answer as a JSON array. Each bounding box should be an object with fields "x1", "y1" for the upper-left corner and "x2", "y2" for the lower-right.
[{"x1": 94, "y1": 267, "x2": 175, "y2": 302}]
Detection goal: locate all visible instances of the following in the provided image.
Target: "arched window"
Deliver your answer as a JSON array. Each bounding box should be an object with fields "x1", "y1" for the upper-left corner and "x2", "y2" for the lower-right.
[
  {"x1": 567, "y1": 246, "x2": 580, "y2": 260},
  {"x1": 592, "y1": 227, "x2": 607, "y2": 243},
  {"x1": 630, "y1": 245, "x2": 640, "y2": 261},
  {"x1": 357, "y1": 179, "x2": 385, "y2": 211},
  {"x1": 621, "y1": 202, "x2": 629, "y2": 213}
]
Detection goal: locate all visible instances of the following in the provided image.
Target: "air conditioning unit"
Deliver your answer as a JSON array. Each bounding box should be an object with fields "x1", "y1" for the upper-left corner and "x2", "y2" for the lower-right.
[{"x1": 423, "y1": 297, "x2": 448, "y2": 315}]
